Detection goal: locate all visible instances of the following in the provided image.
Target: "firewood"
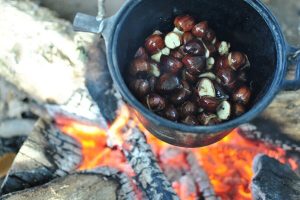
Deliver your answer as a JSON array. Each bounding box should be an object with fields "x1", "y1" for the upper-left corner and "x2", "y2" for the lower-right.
[{"x1": 251, "y1": 154, "x2": 300, "y2": 200}]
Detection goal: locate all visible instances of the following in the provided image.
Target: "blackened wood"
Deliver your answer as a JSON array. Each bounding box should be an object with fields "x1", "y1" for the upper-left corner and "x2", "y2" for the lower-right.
[
  {"x1": 1, "y1": 169, "x2": 120, "y2": 200},
  {"x1": 123, "y1": 127, "x2": 179, "y2": 200},
  {"x1": 0, "y1": 137, "x2": 26, "y2": 156},
  {"x1": 251, "y1": 154, "x2": 300, "y2": 200},
  {"x1": 186, "y1": 152, "x2": 219, "y2": 200},
  {"x1": 0, "y1": 119, "x2": 82, "y2": 195}
]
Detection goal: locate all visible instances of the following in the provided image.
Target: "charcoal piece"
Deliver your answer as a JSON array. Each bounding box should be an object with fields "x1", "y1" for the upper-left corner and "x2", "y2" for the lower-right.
[
  {"x1": 0, "y1": 136, "x2": 27, "y2": 156},
  {"x1": 85, "y1": 38, "x2": 119, "y2": 123},
  {"x1": 251, "y1": 154, "x2": 300, "y2": 200}
]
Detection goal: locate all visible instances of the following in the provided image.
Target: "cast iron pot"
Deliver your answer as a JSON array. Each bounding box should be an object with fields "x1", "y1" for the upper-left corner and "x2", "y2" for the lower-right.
[{"x1": 73, "y1": 0, "x2": 300, "y2": 147}]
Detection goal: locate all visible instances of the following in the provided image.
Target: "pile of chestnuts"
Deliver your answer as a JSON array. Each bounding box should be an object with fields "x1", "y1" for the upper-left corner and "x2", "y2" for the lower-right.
[{"x1": 127, "y1": 15, "x2": 252, "y2": 126}]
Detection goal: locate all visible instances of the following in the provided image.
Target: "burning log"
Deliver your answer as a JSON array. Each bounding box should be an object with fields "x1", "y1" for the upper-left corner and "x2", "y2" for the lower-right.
[
  {"x1": 186, "y1": 152, "x2": 219, "y2": 200},
  {"x1": 251, "y1": 154, "x2": 300, "y2": 200},
  {"x1": 0, "y1": 119, "x2": 82, "y2": 195},
  {"x1": 123, "y1": 127, "x2": 179, "y2": 200},
  {"x1": 1, "y1": 167, "x2": 134, "y2": 200}
]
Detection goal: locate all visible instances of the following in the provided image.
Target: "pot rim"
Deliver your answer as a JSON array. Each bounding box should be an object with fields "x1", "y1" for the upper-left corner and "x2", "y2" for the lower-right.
[{"x1": 107, "y1": 0, "x2": 287, "y2": 134}]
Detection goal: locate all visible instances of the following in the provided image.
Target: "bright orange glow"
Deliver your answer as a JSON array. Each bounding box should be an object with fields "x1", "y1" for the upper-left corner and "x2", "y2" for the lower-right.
[{"x1": 56, "y1": 107, "x2": 298, "y2": 200}]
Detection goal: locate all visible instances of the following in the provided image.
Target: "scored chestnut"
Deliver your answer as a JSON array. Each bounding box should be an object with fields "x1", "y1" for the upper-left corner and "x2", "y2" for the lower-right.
[
  {"x1": 215, "y1": 67, "x2": 237, "y2": 91},
  {"x1": 214, "y1": 82, "x2": 230, "y2": 100},
  {"x1": 145, "y1": 34, "x2": 165, "y2": 54},
  {"x1": 164, "y1": 105, "x2": 179, "y2": 121},
  {"x1": 170, "y1": 50, "x2": 184, "y2": 59},
  {"x1": 232, "y1": 86, "x2": 251, "y2": 105},
  {"x1": 134, "y1": 47, "x2": 149, "y2": 60},
  {"x1": 148, "y1": 76, "x2": 157, "y2": 91},
  {"x1": 130, "y1": 78, "x2": 150, "y2": 97},
  {"x1": 182, "y1": 55, "x2": 206, "y2": 75},
  {"x1": 180, "y1": 101, "x2": 197, "y2": 117},
  {"x1": 196, "y1": 96, "x2": 220, "y2": 112},
  {"x1": 174, "y1": 15, "x2": 196, "y2": 32},
  {"x1": 228, "y1": 51, "x2": 246, "y2": 70},
  {"x1": 203, "y1": 28, "x2": 216, "y2": 43},
  {"x1": 181, "y1": 115, "x2": 199, "y2": 125},
  {"x1": 183, "y1": 39, "x2": 206, "y2": 56},
  {"x1": 197, "y1": 78, "x2": 216, "y2": 97},
  {"x1": 170, "y1": 88, "x2": 191, "y2": 105},
  {"x1": 182, "y1": 69, "x2": 198, "y2": 83},
  {"x1": 182, "y1": 32, "x2": 195, "y2": 44},
  {"x1": 233, "y1": 103, "x2": 246, "y2": 117},
  {"x1": 161, "y1": 55, "x2": 183, "y2": 74},
  {"x1": 156, "y1": 73, "x2": 181, "y2": 93},
  {"x1": 198, "y1": 113, "x2": 221, "y2": 126},
  {"x1": 215, "y1": 55, "x2": 230, "y2": 70},
  {"x1": 146, "y1": 93, "x2": 166, "y2": 111},
  {"x1": 192, "y1": 21, "x2": 208, "y2": 38},
  {"x1": 129, "y1": 58, "x2": 151, "y2": 76}
]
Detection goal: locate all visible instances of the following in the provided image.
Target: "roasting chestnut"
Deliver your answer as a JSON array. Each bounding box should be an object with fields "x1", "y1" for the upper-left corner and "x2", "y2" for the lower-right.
[
  {"x1": 215, "y1": 68, "x2": 237, "y2": 90},
  {"x1": 174, "y1": 15, "x2": 195, "y2": 32},
  {"x1": 182, "y1": 69, "x2": 198, "y2": 84},
  {"x1": 156, "y1": 73, "x2": 181, "y2": 93},
  {"x1": 130, "y1": 78, "x2": 150, "y2": 97},
  {"x1": 182, "y1": 32, "x2": 195, "y2": 44},
  {"x1": 233, "y1": 103, "x2": 246, "y2": 116},
  {"x1": 151, "y1": 47, "x2": 170, "y2": 62},
  {"x1": 165, "y1": 32, "x2": 182, "y2": 49},
  {"x1": 228, "y1": 51, "x2": 246, "y2": 70},
  {"x1": 148, "y1": 76, "x2": 157, "y2": 91},
  {"x1": 164, "y1": 105, "x2": 179, "y2": 121},
  {"x1": 198, "y1": 113, "x2": 221, "y2": 126},
  {"x1": 203, "y1": 28, "x2": 216, "y2": 43},
  {"x1": 134, "y1": 47, "x2": 149, "y2": 60},
  {"x1": 197, "y1": 78, "x2": 216, "y2": 97},
  {"x1": 196, "y1": 96, "x2": 220, "y2": 112},
  {"x1": 129, "y1": 58, "x2": 151, "y2": 76},
  {"x1": 182, "y1": 55, "x2": 206, "y2": 75},
  {"x1": 215, "y1": 56, "x2": 230, "y2": 70},
  {"x1": 214, "y1": 82, "x2": 229, "y2": 100},
  {"x1": 145, "y1": 34, "x2": 165, "y2": 54},
  {"x1": 170, "y1": 50, "x2": 184, "y2": 59},
  {"x1": 161, "y1": 55, "x2": 183, "y2": 74},
  {"x1": 146, "y1": 93, "x2": 166, "y2": 111},
  {"x1": 180, "y1": 101, "x2": 197, "y2": 117},
  {"x1": 232, "y1": 86, "x2": 251, "y2": 105},
  {"x1": 170, "y1": 88, "x2": 191, "y2": 105},
  {"x1": 183, "y1": 40, "x2": 206, "y2": 56},
  {"x1": 149, "y1": 60, "x2": 161, "y2": 77},
  {"x1": 181, "y1": 115, "x2": 199, "y2": 125},
  {"x1": 192, "y1": 21, "x2": 208, "y2": 38}
]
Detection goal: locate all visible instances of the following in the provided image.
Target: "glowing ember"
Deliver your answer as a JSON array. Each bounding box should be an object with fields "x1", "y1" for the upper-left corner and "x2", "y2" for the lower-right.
[{"x1": 56, "y1": 107, "x2": 298, "y2": 200}]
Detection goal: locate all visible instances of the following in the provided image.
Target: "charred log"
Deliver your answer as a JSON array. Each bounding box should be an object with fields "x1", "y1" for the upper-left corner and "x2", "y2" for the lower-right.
[
  {"x1": 0, "y1": 120, "x2": 82, "y2": 195},
  {"x1": 251, "y1": 154, "x2": 300, "y2": 200}
]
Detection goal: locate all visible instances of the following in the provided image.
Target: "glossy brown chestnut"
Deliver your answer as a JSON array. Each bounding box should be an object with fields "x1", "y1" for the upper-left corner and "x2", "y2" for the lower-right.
[
  {"x1": 164, "y1": 106, "x2": 179, "y2": 121},
  {"x1": 180, "y1": 101, "x2": 197, "y2": 117},
  {"x1": 182, "y1": 55, "x2": 206, "y2": 75},
  {"x1": 170, "y1": 50, "x2": 184, "y2": 59},
  {"x1": 233, "y1": 103, "x2": 246, "y2": 116},
  {"x1": 181, "y1": 80, "x2": 192, "y2": 95},
  {"x1": 174, "y1": 15, "x2": 196, "y2": 32},
  {"x1": 145, "y1": 34, "x2": 165, "y2": 54},
  {"x1": 129, "y1": 58, "x2": 151, "y2": 76},
  {"x1": 181, "y1": 115, "x2": 199, "y2": 125},
  {"x1": 160, "y1": 55, "x2": 183, "y2": 74},
  {"x1": 203, "y1": 28, "x2": 216, "y2": 43},
  {"x1": 215, "y1": 67, "x2": 237, "y2": 90},
  {"x1": 215, "y1": 55, "x2": 230, "y2": 70},
  {"x1": 130, "y1": 79, "x2": 150, "y2": 97},
  {"x1": 156, "y1": 73, "x2": 181, "y2": 93},
  {"x1": 214, "y1": 82, "x2": 229, "y2": 100},
  {"x1": 196, "y1": 96, "x2": 220, "y2": 112},
  {"x1": 182, "y1": 32, "x2": 195, "y2": 44},
  {"x1": 182, "y1": 69, "x2": 198, "y2": 83},
  {"x1": 183, "y1": 40, "x2": 206, "y2": 56},
  {"x1": 134, "y1": 47, "x2": 149, "y2": 60},
  {"x1": 198, "y1": 113, "x2": 221, "y2": 126},
  {"x1": 148, "y1": 76, "x2": 157, "y2": 91},
  {"x1": 232, "y1": 86, "x2": 251, "y2": 105},
  {"x1": 146, "y1": 93, "x2": 166, "y2": 111},
  {"x1": 192, "y1": 21, "x2": 208, "y2": 38},
  {"x1": 228, "y1": 51, "x2": 246, "y2": 70},
  {"x1": 170, "y1": 88, "x2": 191, "y2": 105}
]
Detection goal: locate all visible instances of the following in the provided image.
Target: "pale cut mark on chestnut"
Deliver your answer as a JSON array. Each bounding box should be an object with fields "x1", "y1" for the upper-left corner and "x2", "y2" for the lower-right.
[
  {"x1": 218, "y1": 41, "x2": 231, "y2": 55},
  {"x1": 206, "y1": 57, "x2": 215, "y2": 70},
  {"x1": 198, "y1": 39, "x2": 210, "y2": 58},
  {"x1": 212, "y1": 38, "x2": 217, "y2": 44},
  {"x1": 151, "y1": 47, "x2": 170, "y2": 62},
  {"x1": 197, "y1": 78, "x2": 216, "y2": 97},
  {"x1": 150, "y1": 62, "x2": 160, "y2": 77},
  {"x1": 165, "y1": 32, "x2": 182, "y2": 49},
  {"x1": 173, "y1": 27, "x2": 184, "y2": 35},
  {"x1": 217, "y1": 100, "x2": 231, "y2": 120},
  {"x1": 199, "y1": 72, "x2": 217, "y2": 80}
]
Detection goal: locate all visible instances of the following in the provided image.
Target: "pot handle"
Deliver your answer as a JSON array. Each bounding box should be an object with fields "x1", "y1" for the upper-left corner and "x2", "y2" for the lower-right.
[{"x1": 282, "y1": 45, "x2": 300, "y2": 90}]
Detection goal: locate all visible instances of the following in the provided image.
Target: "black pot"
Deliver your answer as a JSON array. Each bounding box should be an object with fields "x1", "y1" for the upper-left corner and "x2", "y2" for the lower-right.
[{"x1": 74, "y1": 0, "x2": 300, "y2": 147}]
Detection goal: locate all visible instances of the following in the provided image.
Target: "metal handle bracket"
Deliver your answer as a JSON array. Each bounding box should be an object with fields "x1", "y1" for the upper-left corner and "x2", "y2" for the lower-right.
[{"x1": 282, "y1": 45, "x2": 300, "y2": 91}]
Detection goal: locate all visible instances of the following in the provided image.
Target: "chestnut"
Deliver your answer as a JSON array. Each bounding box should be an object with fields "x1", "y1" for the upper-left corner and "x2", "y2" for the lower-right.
[
  {"x1": 228, "y1": 51, "x2": 246, "y2": 70},
  {"x1": 161, "y1": 55, "x2": 183, "y2": 74},
  {"x1": 151, "y1": 47, "x2": 171, "y2": 62},
  {"x1": 214, "y1": 82, "x2": 229, "y2": 100},
  {"x1": 130, "y1": 79, "x2": 150, "y2": 97},
  {"x1": 232, "y1": 86, "x2": 251, "y2": 105},
  {"x1": 146, "y1": 93, "x2": 166, "y2": 111},
  {"x1": 196, "y1": 96, "x2": 220, "y2": 112},
  {"x1": 203, "y1": 28, "x2": 216, "y2": 43},
  {"x1": 156, "y1": 73, "x2": 181, "y2": 93},
  {"x1": 204, "y1": 42, "x2": 217, "y2": 57},
  {"x1": 217, "y1": 100, "x2": 231, "y2": 120},
  {"x1": 148, "y1": 76, "x2": 157, "y2": 91},
  {"x1": 129, "y1": 58, "x2": 151, "y2": 76},
  {"x1": 165, "y1": 32, "x2": 182, "y2": 49},
  {"x1": 181, "y1": 115, "x2": 199, "y2": 125},
  {"x1": 180, "y1": 101, "x2": 197, "y2": 117},
  {"x1": 215, "y1": 55, "x2": 230, "y2": 70},
  {"x1": 182, "y1": 69, "x2": 198, "y2": 83},
  {"x1": 145, "y1": 34, "x2": 165, "y2": 54},
  {"x1": 174, "y1": 15, "x2": 196, "y2": 32},
  {"x1": 182, "y1": 32, "x2": 195, "y2": 44},
  {"x1": 197, "y1": 78, "x2": 216, "y2": 97},
  {"x1": 192, "y1": 21, "x2": 208, "y2": 38},
  {"x1": 182, "y1": 55, "x2": 206, "y2": 75},
  {"x1": 181, "y1": 80, "x2": 192, "y2": 96},
  {"x1": 215, "y1": 68, "x2": 237, "y2": 90},
  {"x1": 198, "y1": 113, "x2": 221, "y2": 126},
  {"x1": 233, "y1": 103, "x2": 246, "y2": 117},
  {"x1": 164, "y1": 105, "x2": 179, "y2": 121},
  {"x1": 134, "y1": 47, "x2": 149, "y2": 60},
  {"x1": 170, "y1": 88, "x2": 191, "y2": 105},
  {"x1": 183, "y1": 40, "x2": 206, "y2": 56},
  {"x1": 170, "y1": 50, "x2": 184, "y2": 59}
]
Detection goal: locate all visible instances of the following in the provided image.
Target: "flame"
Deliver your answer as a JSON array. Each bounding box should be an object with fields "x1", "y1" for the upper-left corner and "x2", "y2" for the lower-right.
[{"x1": 56, "y1": 108, "x2": 298, "y2": 200}]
